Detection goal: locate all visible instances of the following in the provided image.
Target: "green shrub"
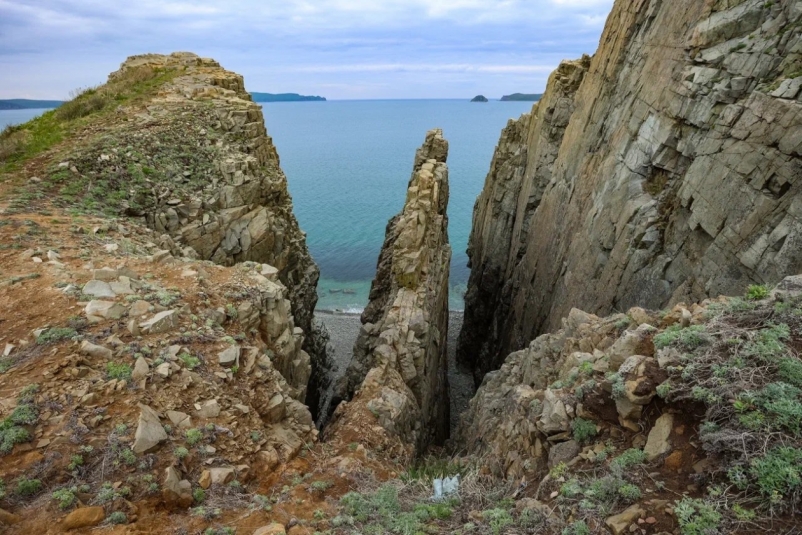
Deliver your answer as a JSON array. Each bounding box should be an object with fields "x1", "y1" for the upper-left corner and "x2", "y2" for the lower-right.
[
  {"x1": 756, "y1": 382, "x2": 802, "y2": 435},
  {"x1": 0, "y1": 424, "x2": 31, "y2": 454},
  {"x1": 16, "y1": 477, "x2": 42, "y2": 497},
  {"x1": 674, "y1": 498, "x2": 722, "y2": 535},
  {"x1": 186, "y1": 428, "x2": 203, "y2": 446},
  {"x1": 749, "y1": 446, "x2": 802, "y2": 502},
  {"x1": 193, "y1": 487, "x2": 206, "y2": 503},
  {"x1": 779, "y1": 358, "x2": 802, "y2": 388},
  {"x1": 483, "y1": 508, "x2": 513, "y2": 535},
  {"x1": 617, "y1": 483, "x2": 642, "y2": 502},
  {"x1": 611, "y1": 448, "x2": 647, "y2": 471},
  {"x1": 653, "y1": 325, "x2": 709, "y2": 350},
  {"x1": 562, "y1": 521, "x2": 590, "y2": 535},
  {"x1": 9, "y1": 403, "x2": 38, "y2": 425},
  {"x1": 179, "y1": 353, "x2": 200, "y2": 370},
  {"x1": 106, "y1": 362, "x2": 132, "y2": 381},
  {"x1": 746, "y1": 284, "x2": 769, "y2": 300},
  {"x1": 743, "y1": 323, "x2": 790, "y2": 362},
  {"x1": 571, "y1": 418, "x2": 597, "y2": 444},
  {"x1": 36, "y1": 327, "x2": 77, "y2": 344},
  {"x1": 656, "y1": 381, "x2": 671, "y2": 399},
  {"x1": 107, "y1": 511, "x2": 128, "y2": 525},
  {"x1": 174, "y1": 447, "x2": 189, "y2": 460},
  {"x1": 52, "y1": 487, "x2": 77, "y2": 509},
  {"x1": 310, "y1": 480, "x2": 333, "y2": 492}
]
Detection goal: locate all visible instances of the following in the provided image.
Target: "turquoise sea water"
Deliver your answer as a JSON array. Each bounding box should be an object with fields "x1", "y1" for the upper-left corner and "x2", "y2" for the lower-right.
[
  {"x1": 262, "y1": 100, "x2": 533, "y2": 312},
  {"x1": 0, "y1": 101, "x2": 534, "y2": 312}
]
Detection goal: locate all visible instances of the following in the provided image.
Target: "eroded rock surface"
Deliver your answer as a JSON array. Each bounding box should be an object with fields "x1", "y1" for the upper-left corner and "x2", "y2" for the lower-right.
[
  {"x1": 327, "y1": 129, "x2": 451, "y2": 452},
  {"x1": 459, "y1": 0, "x2": 802, "y2": 380},
  {"x1": 58, "y1": 52, "x2": 329, "y2": 411}
]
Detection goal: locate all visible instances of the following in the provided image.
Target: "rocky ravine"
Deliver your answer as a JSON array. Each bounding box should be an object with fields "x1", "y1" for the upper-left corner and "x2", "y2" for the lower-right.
[
  {"x1": 327, "y1": 129, "x2": 452, "y2": 454},
  {"x1": 459, "y1": 0, "x2": 802, "y2": 380}
]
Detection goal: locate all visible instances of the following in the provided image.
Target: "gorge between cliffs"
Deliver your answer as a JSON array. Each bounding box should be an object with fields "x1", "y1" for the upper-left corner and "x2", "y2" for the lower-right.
[{"x1": 0, "y1": 1, "x2": 802, "y2": 534}]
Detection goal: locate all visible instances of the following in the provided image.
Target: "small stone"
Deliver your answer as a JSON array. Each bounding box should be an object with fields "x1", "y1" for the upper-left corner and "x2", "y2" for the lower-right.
[
  {"x1": 79, "y1": 341, "x2": 113, "y2": 359},
  {"x1": 93, "y1": 267, "x2": 119, "y2": 281},
  {"x1": 140, "y1": 310, "x2": 178, "y2": 334},
  {"x1": 85, "y1": 300, "x2": 126, "y2": 320},
  {"x1": 163, "y1": 467, "x2": 193, "y2": 509},
  {"x1": 3, "y1": 343, "x2": 14, "y2": 357},
  {"x1": 197, "y1": 399, "x2": 220, "y2": 418},
  {"x1": 208, "y1": 466, "x2": 236, "y2": 485},
  {"x1": 548, "y1": 440, "x2": 580, "y2": 468},
  {"x1": 32, "y1": 257, "x2": 42, "y2": 263},
  {"x1": 46, "y1": 250, "x2": 60, "y2": 260},
  {"x1": 254, "y1": 524, "x2": 287, "y2": 535},
  {"x1": 156, "y1": 362, "x2": 171, "y2": 378},
  {"x1": 104, "y1": 243, "x2": 119, "y2": 252},
  {"x1": 132, "y1": 357, "x2": 149, "y2": 381},
  {"x1": 199, "y1": 470, "x2": 212, "y2": 489},
  {"x1": 218, "y1": 345, "x2": 240, "y2": 368},
  {"x1": 129, "y1": 300, "x2": 151, "y2": 317},
  {"x1": 151, "y1": 250, "x2": 172, "y2": 263},
  {"x1": 82, "y1": 280, "x2": 116, "y2": 298},
  {"x1": 109, "y1": 278, "x2": 135, "y2": 295},
  {"x1": 132, "y1": 403, "x2": 168, "y2": 454},
  {"x1": 167, "y1": 410, "x2": 192, "y2": 429},
  {"x1": 64, "y1": 506, "x2": 105, "y2": 530},
  {"x1": 606, "y1": 505, "x2": 645, "y2": 535},
  {"x1": 644, "y1": 413, "x2": 674, "y2": 461},
  {"x1": 127, "y1": 319, "x2": 141, "y2": 336}
]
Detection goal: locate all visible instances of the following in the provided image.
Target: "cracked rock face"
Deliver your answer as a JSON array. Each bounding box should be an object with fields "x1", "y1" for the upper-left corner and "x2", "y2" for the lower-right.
[
  {"x1": 459, "y1": 0, "x2": 802, "y2": 380},
  {"x1": 63, "y1": 52, "x2": 329, "y2": 413},
  {"x1": 327, "y1": 129, "x2": 451, "y2": 452}
]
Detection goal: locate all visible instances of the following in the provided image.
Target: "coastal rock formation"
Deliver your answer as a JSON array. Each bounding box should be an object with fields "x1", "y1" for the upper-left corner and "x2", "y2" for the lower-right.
[
  {"x1": 48, "y1": 52, "x2": 329, "y2": 410},
  {"x1": 471, "y1": 95, "x2": 489, "y2": 102},
  {"x1": 458, "y1": 56, "x2": 590, "y2": 380},
  {"x1": 460, "y1": 1, "x2": 802, "y2": 378},
  {"x1": 328, "y1": 129, "x2": 451, "y2": 452}
]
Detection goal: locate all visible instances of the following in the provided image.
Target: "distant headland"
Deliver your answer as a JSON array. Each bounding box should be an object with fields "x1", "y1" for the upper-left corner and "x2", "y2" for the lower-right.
[
  {"x1": 470, "y1": 95, "x2": 489, "y2": 102},
  {"x1": 0, "y1": 99, "x2": 65, "y2": 110},
  {"x1": 500, "y1": 93, "x2": 543, "y2": 101},
  {"x1": 251, "y1": 92, "x2": 326, "y2": 102}
]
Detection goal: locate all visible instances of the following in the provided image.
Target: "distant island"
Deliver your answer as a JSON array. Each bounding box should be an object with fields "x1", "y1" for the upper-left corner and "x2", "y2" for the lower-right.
[
  {"x1": 251, "y1": 93, "x2": 326, "y2": 102},
  {"x1": 500, "y1": 93, "x2": 543, "y2": 102},
  {"x1": 0, "y1": 99, "x2": 64, "y2": 110},
  {"x1": 471, "y1": 95, "x2": 489, "y2": 102}
]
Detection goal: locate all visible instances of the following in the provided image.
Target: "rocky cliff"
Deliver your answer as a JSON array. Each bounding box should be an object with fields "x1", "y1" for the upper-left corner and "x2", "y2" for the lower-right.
[
  {"x1": 459, "y1": 0, "x2": 802, "y2": 379},
  {"x1": 328, "y1": 129, "x2": 452, "y2": 452},
  {"x1": 10, "y1": 52, "x2": 330, "y2": 412}
]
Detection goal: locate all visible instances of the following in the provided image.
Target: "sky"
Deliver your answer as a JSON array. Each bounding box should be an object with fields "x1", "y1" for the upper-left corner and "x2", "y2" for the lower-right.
[{"x1": 0, "y1": 0, "x2": 614, "y2": 100}]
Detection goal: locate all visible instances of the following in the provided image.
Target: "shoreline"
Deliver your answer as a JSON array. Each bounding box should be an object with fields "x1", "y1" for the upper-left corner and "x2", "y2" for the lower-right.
[{"x1": 316, "y1": 308, "x2": 465, "y2": 317}]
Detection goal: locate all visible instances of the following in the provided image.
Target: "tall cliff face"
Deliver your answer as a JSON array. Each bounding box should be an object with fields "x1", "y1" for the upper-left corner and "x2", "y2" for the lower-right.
[
  {"x1": 460, "y1": 0, "x2": 802, "y2": 378},
  {"x1": 327, "y1": 130, "x2": 451, "y2": 452},
  {"x1": 41, "y1": 52, "x2": 329, "y2": 410}
]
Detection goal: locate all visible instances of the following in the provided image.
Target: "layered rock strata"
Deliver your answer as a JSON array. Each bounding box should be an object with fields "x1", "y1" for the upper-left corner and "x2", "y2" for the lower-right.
[
  {"x1": 459, "y1": 0, "x2": 802, "y2": 379},
  {"x1": 57, "y1": 52, "x2": 329, "y2": 411},
  {"x1": 328, "y1": 129, "x2": 451, "y2": 452}
]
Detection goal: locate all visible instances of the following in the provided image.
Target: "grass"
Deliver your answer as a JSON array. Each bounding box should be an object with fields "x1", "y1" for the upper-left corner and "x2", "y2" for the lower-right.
[
  {"x1": 106, "y1": 361, "x2": 132, "y2": 381},
  {"x1": 36, "y1": 326, "x2": 78, "y2": 344}
]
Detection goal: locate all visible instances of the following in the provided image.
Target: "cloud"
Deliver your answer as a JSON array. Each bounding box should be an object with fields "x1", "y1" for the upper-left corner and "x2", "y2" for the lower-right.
[{"x1": 0, "y1": 0, "x2": 614, "y2": 99}]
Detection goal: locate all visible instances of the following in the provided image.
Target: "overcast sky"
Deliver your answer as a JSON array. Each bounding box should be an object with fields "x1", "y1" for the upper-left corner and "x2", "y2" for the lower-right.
[{"x1": 0, "y1": 0, "x2": 614, "y2": 100}]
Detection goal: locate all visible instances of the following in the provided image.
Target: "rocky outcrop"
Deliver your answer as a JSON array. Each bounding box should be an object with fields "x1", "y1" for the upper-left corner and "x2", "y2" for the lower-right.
[
  {"x1": 459, "y1": 0, "x2": 802, "y2": 379},
  {"x1": 328, "y1": 129, "x2": 451, "y2": 452},
  {"x1": 458, "y1": 56, "x2": 590, "y2": 381},
  {"x1": 55, "y1": 52, "x2": 329, "y2": 412}
]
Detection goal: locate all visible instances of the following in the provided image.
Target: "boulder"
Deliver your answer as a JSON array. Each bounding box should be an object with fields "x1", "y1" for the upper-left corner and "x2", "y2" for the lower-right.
[
  {"x1": 132, "y1": 357, "x2": 149, "y2": 381},
  {"x1": 85, "y1": 300, "x2": 126, "y2": 320},
  {"x1": 79, "y1": 341, "x2": 112, "y2": 359},
  {"x1": 644, "y1": 413, "x2": 674, "y2": 461},
  {"x1": 163, "y1": 467, "x2": 193, "y2": 509},
  {"x1": 218, "y1": 345, "x2": 240, "y2": 368},
  {"x1": 548, "y1": 439, "x2": 580, "y2": 468},
  {"x1": 82, "y1": 280, "x2": 116, "y2": 298},
  {"x1": 140, "y1": 310, "x2": 178, "y2": 334},
  {"x1": 208, "y1": 466, "x2": 236, "y2": 485},
  {"x1": 605, "y1": 504, "x2": 645, "y2": 535},
  {"x1": 132, "y1": 403, "x2": 168, "y2": 454},
  {"x1": 64, "y1": 506, "x2": 105, "y2": 530},
  {"x1": 254, "y1": 524, "x2": 287, "y2": 535}
]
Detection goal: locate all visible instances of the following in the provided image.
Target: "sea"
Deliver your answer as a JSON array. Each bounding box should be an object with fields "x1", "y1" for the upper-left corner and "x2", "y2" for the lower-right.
[{"x1": 1, "y1": 100, "x2": 534, "y2": 312}]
